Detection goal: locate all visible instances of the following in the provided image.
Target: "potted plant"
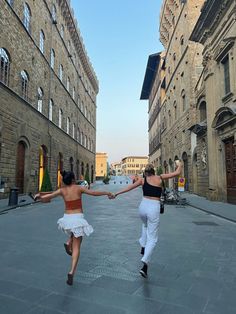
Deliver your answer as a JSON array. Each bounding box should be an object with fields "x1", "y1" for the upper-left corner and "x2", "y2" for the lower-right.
[{"x1": 40, "y1": 167, "x2": 53, "y2": 202}]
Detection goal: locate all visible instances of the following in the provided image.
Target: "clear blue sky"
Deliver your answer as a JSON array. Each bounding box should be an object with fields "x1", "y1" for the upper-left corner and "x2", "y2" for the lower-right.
[{"x1": 71, "y1": 0, "x2": 163, "y2": 163}]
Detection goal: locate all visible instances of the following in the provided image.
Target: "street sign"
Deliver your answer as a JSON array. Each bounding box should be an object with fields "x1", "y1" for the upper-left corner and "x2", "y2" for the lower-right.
[{"x1": 178, "y1": 177, "x2": 185, "y2": 192}]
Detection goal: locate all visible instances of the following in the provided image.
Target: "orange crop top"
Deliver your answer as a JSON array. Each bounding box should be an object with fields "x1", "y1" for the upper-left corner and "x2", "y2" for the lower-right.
[{"x1": 65, "y1": 199, "x2": 82, "y2": 210}]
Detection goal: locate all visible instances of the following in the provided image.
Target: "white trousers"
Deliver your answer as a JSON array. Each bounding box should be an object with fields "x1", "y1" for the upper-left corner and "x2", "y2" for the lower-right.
[{"x1": 138, "y1": 198, "x2": 160, "y2": 264}]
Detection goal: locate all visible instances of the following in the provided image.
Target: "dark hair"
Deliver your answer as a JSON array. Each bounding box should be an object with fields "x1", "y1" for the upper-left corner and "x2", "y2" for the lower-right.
[{"x1": 60, "y1": 170, "x2": 75, "y2": 185}]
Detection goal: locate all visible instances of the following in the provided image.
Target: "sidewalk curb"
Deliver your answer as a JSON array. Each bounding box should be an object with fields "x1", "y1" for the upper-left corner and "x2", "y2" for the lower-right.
[
  {"x1": 188, "y1": 202, "x2": 236, "y2": 223},
  {"x1": 0, "y1": 201, "x2": 36, "y2": 214}
]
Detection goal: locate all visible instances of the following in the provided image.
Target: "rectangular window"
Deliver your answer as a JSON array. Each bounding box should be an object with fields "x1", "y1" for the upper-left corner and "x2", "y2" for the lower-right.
[{"x1": 222, "y1": 55, "x2": 230, "y2": 95}]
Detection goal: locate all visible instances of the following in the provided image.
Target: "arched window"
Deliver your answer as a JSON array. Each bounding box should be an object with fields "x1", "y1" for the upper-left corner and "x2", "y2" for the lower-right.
[
  {"x1": 72, "y1": 87, "x2": 75, "y2": 100},
  {"x1": 199, "y1": 101, "x2": 207, "y2": 122},
  {"x1": 66, "y1": 76, "x2": 70, "y2": 91},
  {"x1": 59, "y1": 64, "x2": 63, "y2": 81},
  {"x1": 52, "y1": 5, "x2": 56, "y2": 22},
  {"x1": 72, "y1": 123, "x2": 75, "y2": 138},
  {"x1": 66, "y1": 117, "x2": 70, "y2": 134},
  {"x1": 39, "y1": 30, "x2": 45, "y2": 53},
  {"x1": 50, "y1": 49, "x2": 55, "y2": 69},
  {"x1": 77, "y1": 128, "x2": 80, "y2": 143},
  {"x1": 0, "y1": 48, "x2": 10, "y2": 85},
  {"x1": 60, "y1": 24, "x2": 64, "y2": 38},
  {"x1": 69, "y1": 157, "x2": 74, "y2": 172},
  {"x1": 37, "y1": 87, "x2": 43, "y2": 112},
  {"x1": 49, "y1": 99, "x2": 53, "y2": 121},
  {"x1": 84, "y1": 106, "x2": 87, "y2": 118},
  {"x1": 84, "y1": 135, "x2": 87, "y2": 148},
  {"x1": 59, "y1": 109, "x2": 62, "y2": 128},
  {"x1": 20, "y1": 70, "x2": 29, "y2": 100},
  {"x1": 180, "y1": 35, "x2": 184, "y2": 46},
  {"x1": 23, "y1": 3, "x2": 31, "y2": 32},
  {"x1": 81, "y1": 132, "x2": 84, "y2": 145}
]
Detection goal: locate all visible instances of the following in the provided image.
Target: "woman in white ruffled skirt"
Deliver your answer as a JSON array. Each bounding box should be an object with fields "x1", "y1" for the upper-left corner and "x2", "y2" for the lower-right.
[{"x1": 35, "y1": 170, "x2": 112, "y2": 286}]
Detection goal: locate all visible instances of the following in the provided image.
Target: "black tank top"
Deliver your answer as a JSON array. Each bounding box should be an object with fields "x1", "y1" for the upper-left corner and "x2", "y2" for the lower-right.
[{"x1": 142, "y1": 176, "x2": 162, "y2": 198}]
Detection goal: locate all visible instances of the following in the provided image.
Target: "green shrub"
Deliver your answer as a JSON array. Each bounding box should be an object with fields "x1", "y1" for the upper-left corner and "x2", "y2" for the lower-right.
[
  {"x1": 40, "y1": 167, "x2": 53, "y2": 192},
  {"x1": 103, "y1": 175, "x2": 110, "y2": 184}
]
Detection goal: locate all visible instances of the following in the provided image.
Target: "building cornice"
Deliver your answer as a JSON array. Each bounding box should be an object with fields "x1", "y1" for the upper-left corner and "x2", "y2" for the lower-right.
[
  {"x1": 190, "y1": 0, "x2": 233, "y2": 44},
  {"x1": 57, "y1": 0, "x2": 99, "y2": 93}
]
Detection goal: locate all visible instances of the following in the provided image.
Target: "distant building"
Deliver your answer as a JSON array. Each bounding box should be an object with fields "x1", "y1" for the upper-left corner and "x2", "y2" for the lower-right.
[
  {"x1": 110, "y1": 162, "x2": 122, "y2": 176},
  {"x1": 121, "y1": 156, "x2": 148, "y2": 176},
  {"x1": 96, "y1": 153, "x2": 108, "y2": 180}
]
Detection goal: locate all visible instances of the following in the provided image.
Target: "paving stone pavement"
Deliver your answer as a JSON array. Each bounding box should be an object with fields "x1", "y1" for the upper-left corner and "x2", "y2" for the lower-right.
[{"x1": 0, "y1": 181, "x2": 235, "y2": 314}]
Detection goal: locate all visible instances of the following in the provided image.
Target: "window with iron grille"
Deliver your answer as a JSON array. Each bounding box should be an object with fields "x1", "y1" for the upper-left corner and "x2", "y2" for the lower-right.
[
  {"x1": 0, "y1": 48, "x2": 10, "y2": 85},
  {"x1": 23, "y1": 3, "x2": 31, "y2": 32},
  {"x1": 21, "y1": 70, "x2": 29, "y2": 100}
]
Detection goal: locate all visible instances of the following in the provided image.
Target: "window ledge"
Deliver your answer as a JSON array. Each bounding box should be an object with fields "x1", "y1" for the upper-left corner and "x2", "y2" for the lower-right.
[{"x1": 222, "y1": 92, "x2": 233, "y2": 104}]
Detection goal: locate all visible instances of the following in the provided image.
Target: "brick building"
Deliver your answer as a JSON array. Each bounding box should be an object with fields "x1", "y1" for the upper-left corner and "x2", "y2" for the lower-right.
[{"x1": 0, "y1": 0, "x2": 98, "y2": 197}]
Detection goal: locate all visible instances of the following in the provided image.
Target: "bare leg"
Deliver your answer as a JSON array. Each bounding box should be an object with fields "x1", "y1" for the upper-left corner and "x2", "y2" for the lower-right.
[
  {"x1": 69, "y1": 236, "x2": 82, "y2": 275},
  {"x1": 66, "y1": 234, "x2": 73, "y2": 251}
]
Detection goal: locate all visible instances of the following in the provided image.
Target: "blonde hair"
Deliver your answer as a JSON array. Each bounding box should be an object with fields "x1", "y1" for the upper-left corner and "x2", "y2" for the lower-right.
[{"x1": 144, "y1": 164, "x2": 155, "y2": 176}]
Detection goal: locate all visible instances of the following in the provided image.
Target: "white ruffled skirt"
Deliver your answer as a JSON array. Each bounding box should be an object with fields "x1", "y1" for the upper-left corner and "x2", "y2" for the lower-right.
[{"x1": 57, "y1": 213, "x2": 93, "y2": 238}]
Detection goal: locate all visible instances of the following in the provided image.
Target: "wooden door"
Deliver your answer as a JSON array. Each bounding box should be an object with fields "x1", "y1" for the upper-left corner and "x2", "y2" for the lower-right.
[
  {"x1": 225, "y1": 138, "x2": 236, "y2": 204},
  {"x1": 16, "y1": 142, "x2": 25, "y2": 194}
]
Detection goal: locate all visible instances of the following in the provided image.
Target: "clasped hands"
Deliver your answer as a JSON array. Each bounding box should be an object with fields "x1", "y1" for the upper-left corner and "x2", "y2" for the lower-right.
[{"x1": 108, "y1": 192, "x2": 116, "y2": 199}]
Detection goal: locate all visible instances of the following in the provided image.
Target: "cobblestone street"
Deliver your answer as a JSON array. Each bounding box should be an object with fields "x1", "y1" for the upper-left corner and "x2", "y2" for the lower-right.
[{"x1": 0, "y1": 182, "x2": 235, "y2": 313}]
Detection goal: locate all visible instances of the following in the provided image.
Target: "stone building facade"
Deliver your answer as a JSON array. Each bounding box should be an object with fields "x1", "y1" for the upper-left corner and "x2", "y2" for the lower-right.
[
  {"x1": 140, "y1": 52, "x2": 166, "y2": 170},
  {"x1": 190, "y1": 0, "x2": 236, "y2": 203},
  {"x1": 141, "y1": 0, "x2": 204, "y2": 189},
  {"x1": 0, "y1": 0, "x2": 98, "y2": 197}
]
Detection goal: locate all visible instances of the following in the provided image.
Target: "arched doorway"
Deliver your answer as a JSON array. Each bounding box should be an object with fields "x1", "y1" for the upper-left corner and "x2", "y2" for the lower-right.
[
  {"x1": 57, "y1": 153, "x2": 63, "y2": 188},
  {"x1": 69, "y1": 157, "x2": 74, "y2": 172},
  {"x1": 182, "y1": 152, "x2": 189, "y2": 191},
  {"x1": 39, "y1": 145, "x2": 48, "y2": 190},
  {"x1": 16, "y1": 141, "x2": 26, "y2": 193}
]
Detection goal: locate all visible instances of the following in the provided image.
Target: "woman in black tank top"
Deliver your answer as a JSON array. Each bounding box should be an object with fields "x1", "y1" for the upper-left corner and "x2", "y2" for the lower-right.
[{"x1": 114, "y1": 160, "x2": 182, "y2": 278}]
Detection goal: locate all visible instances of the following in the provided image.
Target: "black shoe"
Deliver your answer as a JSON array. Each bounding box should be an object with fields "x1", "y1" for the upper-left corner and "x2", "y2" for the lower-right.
[
  {"x1": 66, "y1": 273, "x2": 73, "y2": 286},
  {"x1": 64, "y1": 243, "x2": 72, "y2": 256},
  {"x1": 140, "y1": 247, "x2": 145, "y2": 255},
  {"x1": 139, "y1": 263, "x2": 148, "y2": 278}
]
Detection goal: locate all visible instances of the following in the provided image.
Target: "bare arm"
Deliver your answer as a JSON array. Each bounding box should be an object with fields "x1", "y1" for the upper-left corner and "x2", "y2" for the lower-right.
[
  {"x1": 115, "y1": 178, "x2": 142, "y2": 197},
  {"x1": 81, "y1": 187, "x2": 112, "y2": 197},
  {"x1": 160, "y1": 161, "x2": 182, "y2": 180},
  {"x1": 35, "y1": 189, "x2": 62, "y2": 202}
]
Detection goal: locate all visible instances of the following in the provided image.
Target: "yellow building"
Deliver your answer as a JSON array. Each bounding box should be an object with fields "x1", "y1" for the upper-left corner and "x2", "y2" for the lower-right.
[
  {"x1": 96, "y1": 153, "x2": 108, "y2": 179},
  {"x1": 121, "y1": 156, "x2": 148, "y2": 176}
]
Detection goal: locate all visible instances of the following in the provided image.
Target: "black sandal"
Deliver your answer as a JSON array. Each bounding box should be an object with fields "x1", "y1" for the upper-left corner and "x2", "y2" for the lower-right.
[
  {"x1": 67, "y1": 273, "x2": 73, "y2": 285},
  {"x1": 64, "y1": 243, "x2": 72, "y2": 256}
]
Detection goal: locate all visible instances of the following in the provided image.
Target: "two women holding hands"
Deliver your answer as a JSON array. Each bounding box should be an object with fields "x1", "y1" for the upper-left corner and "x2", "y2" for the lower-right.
[{"x1": 35, "y1": 160, "x2": 182, "y2": 285}]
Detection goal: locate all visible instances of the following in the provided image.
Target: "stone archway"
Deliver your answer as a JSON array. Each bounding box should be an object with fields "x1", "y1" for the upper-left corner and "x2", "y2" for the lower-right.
[
  {"x1": 16, "y1": 141, "x2": 27, "y2": 194},
  {"x1": 39, "y1": 145, "x2": 48, "y2": 190},
  {"x1": 57, "y1": 153, "x2": 63, "y2": 188}
]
